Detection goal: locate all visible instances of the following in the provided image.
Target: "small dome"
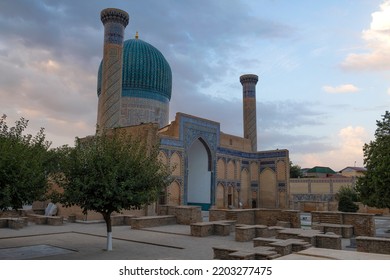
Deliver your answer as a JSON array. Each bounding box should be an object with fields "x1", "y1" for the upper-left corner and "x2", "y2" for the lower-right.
[{"x1": 97, "y1": 38, "x2": 172, "y2": 101}]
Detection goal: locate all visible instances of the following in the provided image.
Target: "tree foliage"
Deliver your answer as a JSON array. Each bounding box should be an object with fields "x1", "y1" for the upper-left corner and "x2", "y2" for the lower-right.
[
  {"x1": 335, "y1": 185, "x2": 359, "y2": 212},
  {"x1": 52, "y1": 130, "x2": 171, "y2": 250},
  {"x1": 289, "y1": 161, "x2": 303, "y2": 178},
  {"x1": 356, "y1": 111, "x2": 390, "y2": 208},
  {"x1": 0, "y1": 114, "x2": 51, "y2": 210}
]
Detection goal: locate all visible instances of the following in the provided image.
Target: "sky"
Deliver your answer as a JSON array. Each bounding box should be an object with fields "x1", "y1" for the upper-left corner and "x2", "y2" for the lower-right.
[{"x1": 1, "y1": 0, "x2": 390, "y2": 171}]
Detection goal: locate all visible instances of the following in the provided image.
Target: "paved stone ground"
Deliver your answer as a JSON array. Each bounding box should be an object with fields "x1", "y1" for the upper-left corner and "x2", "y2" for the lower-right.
[
  {"x1": 1, "y1": 216, "x2": 390, "y2": 260},
  {"x1": 0, "y1": 244, "x2": 75, "y2": 260},
  {"x1": 0, "y1": 222, "x2": 255, "y2": 260}
]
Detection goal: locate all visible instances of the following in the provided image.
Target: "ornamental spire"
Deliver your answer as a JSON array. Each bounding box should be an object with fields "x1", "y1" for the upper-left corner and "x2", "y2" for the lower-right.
[{"x1": 135, "y1": 31, "x2": 139, "y2": 39}]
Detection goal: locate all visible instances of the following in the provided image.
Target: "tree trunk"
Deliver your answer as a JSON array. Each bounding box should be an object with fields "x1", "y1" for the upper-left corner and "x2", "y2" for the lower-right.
[{"x1": 102, "y1": 212, "x2": 113, "y2": 251}]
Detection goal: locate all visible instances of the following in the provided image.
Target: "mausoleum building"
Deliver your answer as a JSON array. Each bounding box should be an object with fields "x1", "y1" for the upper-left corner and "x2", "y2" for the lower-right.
[{"x1": 96, "y1": 8, "x2": 290, "y2": 211}]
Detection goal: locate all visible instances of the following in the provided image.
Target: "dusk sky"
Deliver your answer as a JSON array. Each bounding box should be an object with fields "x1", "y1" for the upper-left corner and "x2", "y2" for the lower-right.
[{"x1": 1, "y1": 0, "x2": 390, "y2": 171}]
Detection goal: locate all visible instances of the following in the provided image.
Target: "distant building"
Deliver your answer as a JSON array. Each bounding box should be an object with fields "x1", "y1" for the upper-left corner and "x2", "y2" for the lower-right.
[
  {"x1": 305, "y1": 166, "x2": 336, "y2": 178},
  {"x1": 339, "y1": 167, "x2": 366, "y2": 178},
  {"x1": 289, "y1": 165, "x2": 367, "y2": 211}
]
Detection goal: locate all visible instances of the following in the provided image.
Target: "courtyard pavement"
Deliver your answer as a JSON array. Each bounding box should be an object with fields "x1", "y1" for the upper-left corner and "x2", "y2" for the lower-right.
[
  {"x1": 0, "y1": 221, "x2": 254, "y2": 260},
  {"x1": 1, "y1": 215, "x2": 390, "y2": 260}
]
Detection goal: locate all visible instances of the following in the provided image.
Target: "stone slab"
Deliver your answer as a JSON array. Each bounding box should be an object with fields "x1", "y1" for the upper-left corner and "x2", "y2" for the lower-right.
[{"x1": 0, "y1": 245, "x2": 73, "y2": 260}]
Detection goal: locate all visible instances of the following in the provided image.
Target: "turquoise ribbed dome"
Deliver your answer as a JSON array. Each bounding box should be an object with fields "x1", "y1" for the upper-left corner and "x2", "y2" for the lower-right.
[{"x1": 97, "y1": 38, "x2": 172, "y2": 101}]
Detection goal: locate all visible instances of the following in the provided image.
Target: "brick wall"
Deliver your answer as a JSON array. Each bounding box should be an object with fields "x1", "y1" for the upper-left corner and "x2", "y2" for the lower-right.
[
  {"x1": 311, "y1": 211, "x2": 375, "y2": 237},
  {"x1": 343, "y1": 213, "x2": 375, "y2": 237},
  {"x1": 0, "y1": 210, "x2": 20, "y2": 218},
  {"x1": 255, "y1": 209, "x2": 281, "y2": 226},
  {"x1": 226, "y1": 209, "x2": 255, "y2": 224},
  {"x1": 311, "y1": 211, "x2": 343, "y2": 224},
  {"x1": 209, "y1": 208, "x2": 300, "y2": 227},
  {"x1": 174, "y1": 206, "x2": 202, "y2": 225},
  {"x1": 316, "y1": 233, "x2": 342, "y2": 250},
  {"x1": 209, "y1": 209, "x2": 227, "y2": 221},
  {"x1": 356, "y1": 237, "x2": 390, "y2": 254},
  {"x1": 158, "y1": 205, "x2": 202, "y2": 225},
  {"x1": 281, "y1": 210, "x2": 301, "y2": 228},
  {"x1": 255, "y1": 209, "x2": 300, "y2": 227}
]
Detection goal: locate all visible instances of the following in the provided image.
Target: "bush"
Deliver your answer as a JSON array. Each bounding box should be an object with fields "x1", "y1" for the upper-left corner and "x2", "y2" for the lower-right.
[
  {"x1": 336, "y1": 186, "x2": 359, "y2": 213},
  {"x1": 338, "y1": 195, "x2": 359, "y2": 212}
]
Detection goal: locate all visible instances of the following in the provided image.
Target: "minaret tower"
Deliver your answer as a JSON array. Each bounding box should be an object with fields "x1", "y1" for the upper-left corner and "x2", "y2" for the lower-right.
[
  {"x1": 240, "y1": 74, "x2": 258, "y2": 152},
  {"x1": 97, "y1": 8, "x2": 129, "y2": 131}
]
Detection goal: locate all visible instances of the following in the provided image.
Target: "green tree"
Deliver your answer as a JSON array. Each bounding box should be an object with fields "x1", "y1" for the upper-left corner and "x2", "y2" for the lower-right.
[
  {"x1": 52, "y1": 130, "x2": 171, "y2": 251},
  {"x1": 356, "y1": 111, "x2": 390, "y2": 208},
  {"x1": 335, "y1": 185, "x2": 359, "y2": 212},
  {"x1": 289, "y1": 161, "x2": 303, "y2": 178},
  {"x1": 0, "y1": 114, "x2": 52, "y2": 210}
]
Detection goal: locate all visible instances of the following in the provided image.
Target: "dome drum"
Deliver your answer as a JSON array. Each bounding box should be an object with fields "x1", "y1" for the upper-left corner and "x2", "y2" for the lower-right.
[{"x1": 97, "y1": 38, "x2": 172, "y2": 128}]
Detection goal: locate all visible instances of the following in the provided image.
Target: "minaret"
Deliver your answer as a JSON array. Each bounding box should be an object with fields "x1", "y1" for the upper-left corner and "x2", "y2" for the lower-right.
[
  {"x1": 240, "y1": 74, "x2": 258, "y2": 152},
  {"x1": 97, "y1": 8, "x2": 129, "y2": 131}
]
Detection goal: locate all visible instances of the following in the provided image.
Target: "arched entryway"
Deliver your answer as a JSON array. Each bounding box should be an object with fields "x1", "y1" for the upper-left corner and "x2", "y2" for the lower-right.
[{"x1": 187, "y1": 138, "x2": 212, "y2": 210}]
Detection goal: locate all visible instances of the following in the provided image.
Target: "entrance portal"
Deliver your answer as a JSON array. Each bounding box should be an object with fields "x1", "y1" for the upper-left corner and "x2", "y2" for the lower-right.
[{"x1": 187, "y1": 138, "x2": 212, "y2": 210}]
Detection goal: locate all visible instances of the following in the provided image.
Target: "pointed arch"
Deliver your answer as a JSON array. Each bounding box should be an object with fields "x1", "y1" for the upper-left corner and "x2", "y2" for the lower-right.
[
  {"x1": 250, "y1": 162, "x2": 258, "y2": 181},
  {"x1": 216, "y1": 183, "x2": 225, "y2": 208},
  {"x1": 227, "y1": 160, "x2": 235, "y2": 180},
  {"x1": 170, "y1": 152, "x2": 182, "y2": 176},
  {"x1": 259, "y1": 168, "x2": 277, "y2": 208},
  {"x1": 197, "y1": 137, "x2": 212, "y2": 171},
  {"x1": 158, "y1": 150, "x2": 168, "y2": 165},
  {"x1": 240, "y1": 168, "x2": 250, "y2": 208},
  {"x1": 217, "y1": 158, "x2": 226, "y2": 179},
  {"x1": 187, "y1": 138, "x2": 212, "y2": 209},
  {"x1": 167, "y1": 180, "x2": 181, "y2": 205},
  {"x1": 227, "y1": 185, "x2": 234, "y2": 208}
]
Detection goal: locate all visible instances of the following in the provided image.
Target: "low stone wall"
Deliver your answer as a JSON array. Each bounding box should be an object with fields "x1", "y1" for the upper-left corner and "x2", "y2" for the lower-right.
[
  {"x1": 235, "y1": 226, "x2": 256, "y2": 242},
  {"x1": 47, "y1": 216, "x2": 63, "y2": 226},
  {"x1": 1, "y1": 209, "x2": 33, "y2": 219},
  {"x1": 254, "y1": 209, "x2": 280, "y2": 226},
  {"x1": 191, "y1": 222, "x2": 215, "y2": 237},
  {"x1": 191, "y1": 220, "x2": 235, "y2": 237},
  {"x1": 311, "y1": 211, "x2": 375, "y2": 237},
  {"x1": 158, "y1": 205, "x2": 202, "y2": 225},
  {"x1": 343, "y1": 213, "x2": 375, "y2": 237},
  {"x1": 291, "y1": 201, "x2": 338, "y2": 212},
  {"x1": 27, "y1": 214, "x2": 63, "y2": 226},
  {"x1": 173, "y1": 206, "x2": 202, "y2": 225},
  {"x1": 0, "y1": 218, "x2": 8, "y2": 228},
  {"x1": 110, "y1": 215, "x2": 136, "y2": 226},
  {"x1": 253, "y1": 208, "x2": 301, "y2": 227},
  {"x1": 56, "y1": 204, "x2": 146, "y2": 222},
  {"x1": 226, "y1": 209, "x2": 255, "y2": 224},
  {"x1": 356, "y1": 236, "x2": 390, "y2": 254},
  {"x1": 357, "y1": 203, "x2": 389, "y2": 215},
  {"x1": 209, "y1": 209, "x2": 227, "y2": 221},
  {"x1": 316, "y1": 233, "x2": 342, "y2": 250},
  {"x1": 130, "y1": 215, "x2": 176, "y2": 229},
  {"x1": 311, "y1": 211, "x2": 343, "y2": 224},
  {"x1": 235, "y1": 225, "x2": 285, "y2": 242},
  {"x1": 210, "y1": 208, "x2": 301, "y2": 228},
  {"x1": 311, "y1": 223, "x2": 354, "y2": 238},
  {"x1": 0, "y1": 217, "x2": 28, "y2": 229},
  {"x1": 281, "y1": 210, "x2": 301, "y2": 228}
]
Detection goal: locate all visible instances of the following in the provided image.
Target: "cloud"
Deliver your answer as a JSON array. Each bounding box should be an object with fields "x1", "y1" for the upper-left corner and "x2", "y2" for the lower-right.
[
  {"x1": 342, "y1": 0, "x2": 390, "y2": 71},
  {"x1": 322, "y1": 84, "x2": 360, "y2": 94},
  {"x1": 293, "y1": 126, "x2": 368, "y2": 170},
  {"x1": 0, "y1": 1, "x2": 374, "y2": 173},
  {"x1": 0, "y1": 0, "x2": 297, "y2": 148}
]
